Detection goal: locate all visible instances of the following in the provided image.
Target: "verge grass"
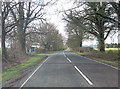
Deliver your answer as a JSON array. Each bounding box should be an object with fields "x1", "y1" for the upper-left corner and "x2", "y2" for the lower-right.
[
  {"x1": 70, "y1": 48, "x2": 119, "y2": 68},
  {"x1": 88, "y1": 56, "x2": 119, "y2": 68},
  {"x1": 1, "y1": 55, "x2": 47, "y2": 83}
]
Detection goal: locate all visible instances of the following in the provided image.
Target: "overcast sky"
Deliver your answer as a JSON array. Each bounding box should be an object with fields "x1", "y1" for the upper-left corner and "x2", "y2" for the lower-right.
[{"x1": 44, "y1": 0, "x2": 73, "y2": 37}]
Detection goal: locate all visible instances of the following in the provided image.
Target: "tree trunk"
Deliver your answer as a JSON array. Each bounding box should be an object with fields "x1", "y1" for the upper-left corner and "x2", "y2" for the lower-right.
[
  {"x1": 1, "y1": 16, "x2": 8, "y2": 62},
  {"x1": 17, "y1": 2, "x2": 26, "y2": 55},
  {"x1": 80, "y1": 41, "x2": 82, "y2": 47},
  {"x1": 98, "y1": 33, "x2": 105, "y2": 52},
  {"x1": 2, "y1": 24, "x2": 8, "y2": 62},
  {"x1": 79, "y1": 36, "x2": 83, "y2": 47},
  {"x1": 17, "y1": 25, "x2": 26, "y2": 54},
  {"x1": 79, "y1": 31, "x2": 83, "y2": 47}
]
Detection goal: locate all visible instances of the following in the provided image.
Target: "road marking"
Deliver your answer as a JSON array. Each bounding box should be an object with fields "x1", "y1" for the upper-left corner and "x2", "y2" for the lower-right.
[
  {"x1": 67, "y1": 58, "x2": 71, "y2": 63},
  {"x1": 63, "y1": 52, "x2": 71, "y2": 63},
  {"x1": 64, "y1": 55, "x2": 66, "y2": 58},
  {"x1": 19, "y1": 56, "x2": 50, "y2": 88},
  {"x1": 71, "y1": 52, "x2": 118, "y2": 70},
  {"x1": 83, "y1": 56, "x2": 118, "y2": 70},
  {"x1": 63, "y1": 52, "x2": 66, "y2": 57},
  {"x1": 74, "y1": 66, "x2": 93, "y2": 86}
]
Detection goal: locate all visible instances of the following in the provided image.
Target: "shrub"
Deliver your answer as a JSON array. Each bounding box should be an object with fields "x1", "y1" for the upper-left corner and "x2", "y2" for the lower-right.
[
  {"x1": 107, "y1": 50, "x2": 113, "y2": 54},
  {"x1": 79, "y1": 47, "x2": 94, "y2": 52},
  {"x1": 86, "y1": 50, "x2": 118, "y2": 60},
  {"x1": 35, "y1": 48, "x2": 46, "y2": 53}
]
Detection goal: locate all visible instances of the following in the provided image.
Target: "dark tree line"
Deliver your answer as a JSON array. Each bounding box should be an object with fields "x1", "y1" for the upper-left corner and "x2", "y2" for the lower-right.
[{"x1": 64, "y1": 1, "x2": 118, "y2": 52}]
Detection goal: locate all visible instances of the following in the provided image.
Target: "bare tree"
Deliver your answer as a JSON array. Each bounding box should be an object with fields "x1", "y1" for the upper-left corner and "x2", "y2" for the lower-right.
[
  {"x1": 8, "y1": 1, "x2": 50, "y2": 55},
  {"x1": 1, "y1": 2, "x2": 17, "y2": 62}
]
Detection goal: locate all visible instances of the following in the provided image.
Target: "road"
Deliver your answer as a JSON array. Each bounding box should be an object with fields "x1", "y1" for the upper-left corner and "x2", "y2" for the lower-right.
[{"x1": 22, "y1": 51, "x2": 118, "y2": 87}]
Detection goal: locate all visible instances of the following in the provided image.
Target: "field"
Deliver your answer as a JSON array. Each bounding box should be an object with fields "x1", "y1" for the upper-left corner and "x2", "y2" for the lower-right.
[{"x1": 94, "y1": 48, "x2": 118, "y2": 51}]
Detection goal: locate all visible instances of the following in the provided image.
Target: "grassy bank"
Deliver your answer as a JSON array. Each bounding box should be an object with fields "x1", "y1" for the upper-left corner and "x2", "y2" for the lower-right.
[
  {"x1": 70, "y1": 48, "x2": 119, "y2": 68},
  {"x1": 88, "y1": 56, "x2": 119, "y2": 68},
  {"x1": 1, "y1": 55, "x2": 47, "y2": 86}
]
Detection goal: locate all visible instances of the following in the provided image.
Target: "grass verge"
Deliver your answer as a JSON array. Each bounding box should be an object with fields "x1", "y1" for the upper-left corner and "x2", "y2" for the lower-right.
[
  {"x1": 71, "y1": 51, "x2": 119, "y2": 68},
  {"x1": 1, "y1": 55, "x2": 47, "y2": 86},
  {"x1": 86, "y1": 56, "x2": 119, "y2": 68}
]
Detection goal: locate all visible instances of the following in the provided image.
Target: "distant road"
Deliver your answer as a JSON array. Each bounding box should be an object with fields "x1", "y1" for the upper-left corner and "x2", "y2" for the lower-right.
[{"x1": 22, "y1": 51, "x2": 118, "y2": 87}]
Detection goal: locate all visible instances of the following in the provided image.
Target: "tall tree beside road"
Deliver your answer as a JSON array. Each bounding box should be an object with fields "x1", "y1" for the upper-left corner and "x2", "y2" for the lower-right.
[
  {"x1": 9, "y1": 2, "x2": 46, "y2": 55},
  {"x1": 1, "y1": 1, "x2": 53, "y2": 62},
  {"x1": 1, "y1": 2, "x2": 15, "y2": 62},
  {"x1": 64, "y1": 2, "x2": 117, "y2": 52}
]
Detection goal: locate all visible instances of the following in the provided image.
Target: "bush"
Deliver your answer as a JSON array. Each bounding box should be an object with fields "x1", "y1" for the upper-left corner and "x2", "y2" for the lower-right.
[
  {"x1": 35, "y1": 48, "x2": 46, "y2": 53},
  {"x1": 71, "y1": 47, "x2": 94, "y2": 53},
  {"x1": 79, "y1": 47, "x2": 94, "y2": 52},
  {"x1": 86, "y1": 50, "x2": 118, "y2": 60},
  {"x1": 71, "y1": 47, "x2": 118, "y2": 60},
  {"x1": 107, "y1": 50, "x2": 113, "y2": 54}
]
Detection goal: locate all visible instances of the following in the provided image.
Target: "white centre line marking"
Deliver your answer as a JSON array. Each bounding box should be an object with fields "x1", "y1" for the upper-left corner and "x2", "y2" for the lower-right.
[
  {"x1": 67, "y1": 58, "x2": 71, "y2": 63},
  {"x1": 63, "y1": 52, "x2": 71, "y2": 63},
  {"x1": 64, "y1": 55, "x2": 66, "y2": 58},
  {"x1": 63, "y1": 52, "x2": 66, "y2": 57},
  {"x1": 74, "y1": 66, "x2": 93, "y2": 86}
]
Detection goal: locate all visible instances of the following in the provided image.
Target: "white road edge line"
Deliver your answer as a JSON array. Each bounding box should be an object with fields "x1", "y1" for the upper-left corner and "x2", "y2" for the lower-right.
[
  {"x1": 83, "y1": 56, "x2": 118, "y2": 70},
  {"x1": 72, "y1": 52, "x2": 118, "y2": 70},
  {"x1": 74, "y1": 66, "x2": 93, "y2": 86},
  {"x1": 67, "y1": 58, "x2": 71, "y2": 63},
  {"x1": 19, "y1": 56, "x2": 49, "y2": 88}
]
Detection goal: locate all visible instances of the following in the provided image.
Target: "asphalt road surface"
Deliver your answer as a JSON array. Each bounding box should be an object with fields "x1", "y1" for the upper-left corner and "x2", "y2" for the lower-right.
[{"x1": 22, "y1": 51, "x2": 118, "y2": 87}]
